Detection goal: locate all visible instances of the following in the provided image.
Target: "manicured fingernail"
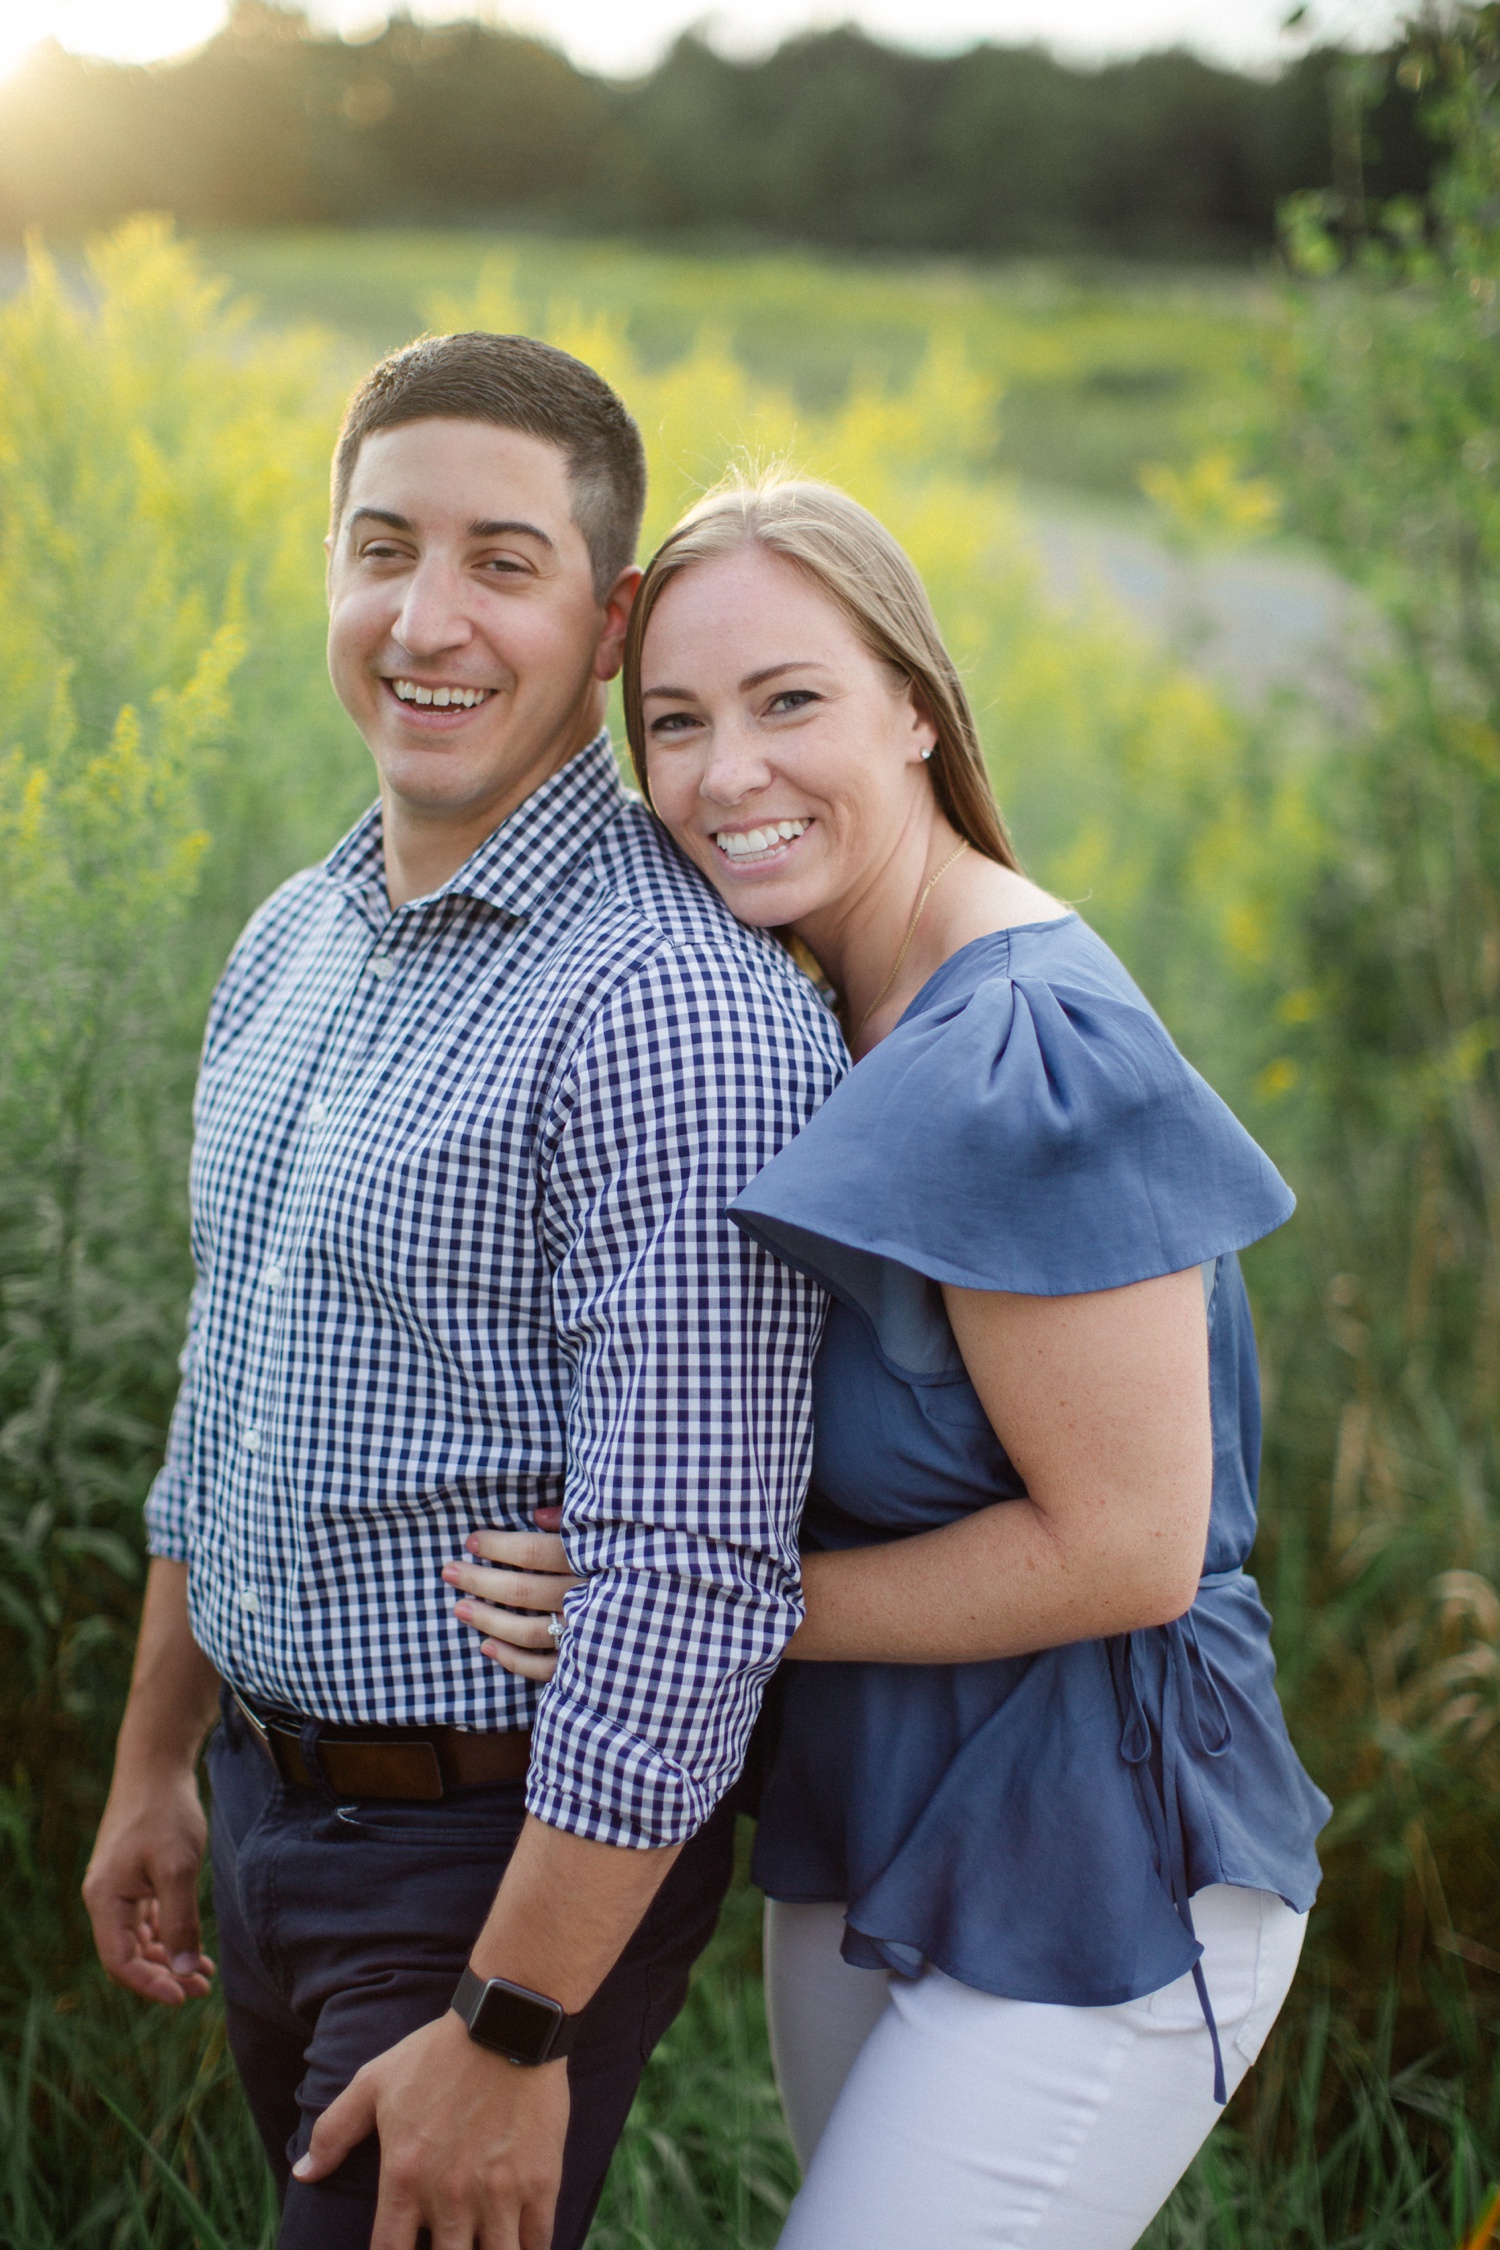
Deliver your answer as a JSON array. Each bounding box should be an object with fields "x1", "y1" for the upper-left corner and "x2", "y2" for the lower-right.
[
  {"x1": 441, "y1": 1566, "x2": 458, "y2": 1583},
  {"x1": 292, "y1": 2156, "x2": 312, "y2": 2179},
  {"x1": 171, "y1": 1953, "x2": 199, "y2": 1975},
  {"x1": 454, "y1": 1602, "x2": 472, "y2": 1622}
]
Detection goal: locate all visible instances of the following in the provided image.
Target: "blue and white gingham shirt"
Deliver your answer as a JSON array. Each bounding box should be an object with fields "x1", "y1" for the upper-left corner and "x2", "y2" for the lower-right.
[{"x1": 146, "y1": 736, "x2": 846, "y2": 1848}]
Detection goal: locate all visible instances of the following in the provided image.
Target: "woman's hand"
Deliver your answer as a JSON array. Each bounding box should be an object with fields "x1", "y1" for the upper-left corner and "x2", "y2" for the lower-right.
[{"x1": 442, "y1": 1507, "x2": 580, "y2": 1682}]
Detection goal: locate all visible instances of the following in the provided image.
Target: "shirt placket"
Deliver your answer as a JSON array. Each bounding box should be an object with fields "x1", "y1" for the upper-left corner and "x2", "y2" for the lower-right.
[{"x1": 227, "y1": 887, "x2": 427, "y2": 1675}]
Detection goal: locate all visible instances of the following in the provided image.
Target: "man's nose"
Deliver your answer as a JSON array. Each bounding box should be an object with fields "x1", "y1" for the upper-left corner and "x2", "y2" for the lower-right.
[{"x1": 393, "y1": 555, "x2": 473, "y2": 657}]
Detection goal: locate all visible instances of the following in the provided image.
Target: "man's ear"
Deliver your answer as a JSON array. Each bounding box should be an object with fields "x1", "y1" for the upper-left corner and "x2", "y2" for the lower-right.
[{"x1": 594, "y1": 566, "x2": 643, "y2": 684}]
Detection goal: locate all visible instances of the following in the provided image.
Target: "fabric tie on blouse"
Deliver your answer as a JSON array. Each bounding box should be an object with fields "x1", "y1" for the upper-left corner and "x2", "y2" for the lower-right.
[{"x1": 1110, "y1": 1570, "x2": 1242, "y2": 2104}]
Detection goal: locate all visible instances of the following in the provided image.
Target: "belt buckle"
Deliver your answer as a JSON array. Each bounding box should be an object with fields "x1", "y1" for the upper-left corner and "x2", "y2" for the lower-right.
[
  {"x1": 231, "y1": 1689, "x2": 447, "y2": 1800},
  {"x1": 231, "y1": 1687, "x2": 296, "y2": 1783}
]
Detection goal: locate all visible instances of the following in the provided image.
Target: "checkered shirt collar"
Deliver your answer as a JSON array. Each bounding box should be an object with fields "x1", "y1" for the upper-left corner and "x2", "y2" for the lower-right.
[{"x1": 323, "y1": 731, "x2": 628, "y2": 922}]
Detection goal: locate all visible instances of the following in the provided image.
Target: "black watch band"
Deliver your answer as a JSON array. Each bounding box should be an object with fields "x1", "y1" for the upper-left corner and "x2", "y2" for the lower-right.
[{"x1": 451, "y1": 1965, "x2": 581, "y2": 2067}]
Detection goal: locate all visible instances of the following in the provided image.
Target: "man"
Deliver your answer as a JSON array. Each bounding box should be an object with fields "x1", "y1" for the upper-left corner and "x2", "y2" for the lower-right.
[{"x1": 83, "y1": 332, "x2": 844, "y2": 2250}]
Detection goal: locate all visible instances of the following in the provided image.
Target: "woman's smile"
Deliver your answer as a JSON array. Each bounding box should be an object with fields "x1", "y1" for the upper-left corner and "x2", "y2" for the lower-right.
[{"x1": 711, "y1": 815, "x2": 813, "y2": 869}]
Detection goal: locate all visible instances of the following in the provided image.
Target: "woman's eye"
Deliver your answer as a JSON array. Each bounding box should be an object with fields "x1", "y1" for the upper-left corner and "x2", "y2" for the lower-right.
[
  {"x1": 649, "y1": 711, "x2": 700, "y2": 737},
  {"x1": 768, "y1": 690, "x2": 818, "y2": 715}
]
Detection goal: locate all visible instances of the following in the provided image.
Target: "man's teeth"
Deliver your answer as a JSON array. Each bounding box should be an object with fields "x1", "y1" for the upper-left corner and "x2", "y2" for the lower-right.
[
  {"x1": 715, "y1": 820, "x2": 809, "y2": 860},
  {"x1": 391, "y1": 679, "x2": 490, "y2": 708}
]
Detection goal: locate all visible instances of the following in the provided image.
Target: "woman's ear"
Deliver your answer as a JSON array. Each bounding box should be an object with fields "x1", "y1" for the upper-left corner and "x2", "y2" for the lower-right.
[{"x1": 907, "y1": 685, "x2": 939, "y2": 765}]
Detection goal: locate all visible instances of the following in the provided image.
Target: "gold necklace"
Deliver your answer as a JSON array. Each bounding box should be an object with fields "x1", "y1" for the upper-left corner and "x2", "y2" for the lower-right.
[{"x1": 854, "y1": 840, "x2": 969, "y2": 1041}]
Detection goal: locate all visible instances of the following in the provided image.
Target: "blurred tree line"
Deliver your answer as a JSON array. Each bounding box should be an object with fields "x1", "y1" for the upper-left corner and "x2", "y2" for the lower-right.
[{"x1": 0, "y1": 0, "x2": 1433, "y2": 260}]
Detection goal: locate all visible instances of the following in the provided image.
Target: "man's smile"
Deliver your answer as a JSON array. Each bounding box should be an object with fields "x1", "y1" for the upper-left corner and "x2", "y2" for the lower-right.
[{"x1": 386, "y1": 675, "x2": 498, "y2": 710}]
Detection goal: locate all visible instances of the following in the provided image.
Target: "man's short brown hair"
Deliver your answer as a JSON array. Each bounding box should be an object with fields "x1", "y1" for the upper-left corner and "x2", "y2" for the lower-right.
[{"x1": 330, "y1": 332, "x2": 647, "y2": 599}]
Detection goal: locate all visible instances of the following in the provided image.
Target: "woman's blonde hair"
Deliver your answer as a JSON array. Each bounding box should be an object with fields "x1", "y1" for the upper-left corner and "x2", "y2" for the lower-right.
[{"x1": 622, "y1": 477, "x2": 1020, "y2": 871}]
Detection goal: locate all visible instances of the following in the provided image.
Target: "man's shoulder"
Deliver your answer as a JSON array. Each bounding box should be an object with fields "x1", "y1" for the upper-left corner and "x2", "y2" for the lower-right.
[
  {"x1": 222, "y1": 861, "x2": 335, "y2": 981},
  {"x1": 581, "y1": 804, "x2": 843, "y2": 1058}
]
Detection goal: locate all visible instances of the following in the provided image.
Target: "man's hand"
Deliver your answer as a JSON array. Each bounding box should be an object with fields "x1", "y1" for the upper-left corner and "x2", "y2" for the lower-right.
[
  {"x1": 293, "y1": 2010, "x2": 569, "y2": 2250},
  {"x1": 83, "y1": 1765, "x2": 215, "y2": 2005},
  {"x1": 84, "y1": 1557, "x2": 221, "y2": 2004}
]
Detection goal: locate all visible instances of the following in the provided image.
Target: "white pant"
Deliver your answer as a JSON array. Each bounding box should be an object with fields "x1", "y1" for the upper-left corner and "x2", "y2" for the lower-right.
[{"x1": 765, "y1": 1884, "x2": 1307, "y2": 2250}]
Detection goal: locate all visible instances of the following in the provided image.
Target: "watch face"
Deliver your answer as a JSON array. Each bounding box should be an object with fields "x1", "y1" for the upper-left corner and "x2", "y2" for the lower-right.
[{"x1": 472, "y1": 1979, "x2": 563, "y2": 2063}]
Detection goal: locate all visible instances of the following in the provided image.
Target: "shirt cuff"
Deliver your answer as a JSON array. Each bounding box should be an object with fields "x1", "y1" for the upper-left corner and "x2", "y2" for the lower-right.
[
  {"x1": 143, "y1": 1482, "x2": 192, "y2": 1563},
  {"x1": 525, "y1": 1693, "x2": 733, "y2": 1850}
]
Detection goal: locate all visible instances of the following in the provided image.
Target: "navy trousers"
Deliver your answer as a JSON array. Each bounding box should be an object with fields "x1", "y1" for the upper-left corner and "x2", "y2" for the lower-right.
[{"x1": 208, "y1": 1689, "x2": 736, "y2": 2249}]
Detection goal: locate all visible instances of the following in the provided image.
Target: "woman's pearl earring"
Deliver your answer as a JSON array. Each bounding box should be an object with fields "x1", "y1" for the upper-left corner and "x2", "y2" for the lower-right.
[{"x1": 921, "y1": 747, "x2": 934, "y2": 761}]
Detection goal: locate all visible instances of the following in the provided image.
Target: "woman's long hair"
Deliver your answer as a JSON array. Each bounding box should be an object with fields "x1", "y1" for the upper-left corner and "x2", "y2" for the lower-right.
[{"x1": 621, "y1": 477, "x2": 1020, "y2": 871}]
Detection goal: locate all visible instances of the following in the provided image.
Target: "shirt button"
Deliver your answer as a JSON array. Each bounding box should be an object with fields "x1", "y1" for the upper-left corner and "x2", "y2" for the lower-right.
[
  {"x1": 242, "y1": 1425, "x2": 260, "y2": 1454},
  {"x1": 370, "y1": 953, "x2": 394, "y2": 981},
  {"x1": 308, "y1": 1098, "x2": 328, "y2": 1129},
  {"x1": 238, "y1": 1587, "x2": 261, "y2": 1615},
  {"x1": 264, "y1": 1261, "x2": 285, "y2": 1291}
]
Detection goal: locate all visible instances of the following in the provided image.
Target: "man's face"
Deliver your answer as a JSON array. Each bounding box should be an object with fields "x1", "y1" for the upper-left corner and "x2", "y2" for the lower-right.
[{"x1": 327, "y1": 417, "x2": 633, "y2": 834}]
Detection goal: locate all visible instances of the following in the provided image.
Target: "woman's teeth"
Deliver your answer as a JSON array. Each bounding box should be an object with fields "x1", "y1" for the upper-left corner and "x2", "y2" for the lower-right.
[
  {"x1": 715, "y1": 819, "x2": 809, "y2": 862},
  {"x1": 391, "y1": 679, "x2": 491, "y2": 708}
]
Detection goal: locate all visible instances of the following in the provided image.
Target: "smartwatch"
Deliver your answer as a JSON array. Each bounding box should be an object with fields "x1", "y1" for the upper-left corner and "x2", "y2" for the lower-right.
[{"x1": 451, "y1": 1965, "x2": 582, "y2": 2067}]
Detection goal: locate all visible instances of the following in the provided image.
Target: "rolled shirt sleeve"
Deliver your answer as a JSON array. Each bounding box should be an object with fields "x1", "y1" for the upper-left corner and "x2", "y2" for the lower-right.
[
  {"x1": 527, "y1": 945, "x2": 841, "y2": 1848},
  {"x1": 142, "y1": 1280, "x2": 205, "y2": 1564}
]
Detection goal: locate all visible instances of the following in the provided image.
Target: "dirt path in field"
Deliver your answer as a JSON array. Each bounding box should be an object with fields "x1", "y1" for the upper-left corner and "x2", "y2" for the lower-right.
[{"x1": 1023, "y1": 495, "x2": 1375, "y2": 716}]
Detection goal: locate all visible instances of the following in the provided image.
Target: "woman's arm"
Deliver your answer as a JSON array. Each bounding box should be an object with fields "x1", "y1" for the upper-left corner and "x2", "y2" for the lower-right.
[
  {"x1": 448, "y1": 1265, "x2": 1213, "y2": 1674},
  {"x1": 787, "y1": 1265, "x2": 1212, "y2": 1663}
]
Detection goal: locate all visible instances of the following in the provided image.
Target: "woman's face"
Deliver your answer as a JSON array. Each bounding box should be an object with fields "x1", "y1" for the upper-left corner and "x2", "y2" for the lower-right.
[{"x1": 640, "y1": 543, "x2": 937, "y2": 933}]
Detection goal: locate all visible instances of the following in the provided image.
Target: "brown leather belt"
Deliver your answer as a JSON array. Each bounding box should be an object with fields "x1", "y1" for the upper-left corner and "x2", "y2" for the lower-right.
[{"x1": 232, "y1": 1688, "x2": 530, "y2": 1802}]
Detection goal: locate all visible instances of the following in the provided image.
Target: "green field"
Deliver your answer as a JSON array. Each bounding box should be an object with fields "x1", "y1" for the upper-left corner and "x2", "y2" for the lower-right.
[
  {"x1": 201, "y1": 227, "x2": 1273, "y2": 503},
  {"x1": 2, "y1": 138, "x2": 1499, "y2": 2250}
]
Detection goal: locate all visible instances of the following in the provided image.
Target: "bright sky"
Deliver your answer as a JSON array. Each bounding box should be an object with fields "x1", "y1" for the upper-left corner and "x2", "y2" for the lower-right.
[{"x1": 0, "y1": 0, "x2": 1413, "y2": 85}]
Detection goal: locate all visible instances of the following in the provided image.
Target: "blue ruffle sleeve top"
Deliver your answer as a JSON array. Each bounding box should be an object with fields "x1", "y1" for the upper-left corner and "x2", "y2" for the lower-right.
[{"x1": 730, "y1": 915, "x2": 1330, "y2": 2031}]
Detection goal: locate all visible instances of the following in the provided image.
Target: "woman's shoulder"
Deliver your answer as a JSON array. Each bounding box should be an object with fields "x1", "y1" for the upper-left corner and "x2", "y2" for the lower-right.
[{"x1": 731, "y1": 913, "x2": 1294, "y2": 1303}]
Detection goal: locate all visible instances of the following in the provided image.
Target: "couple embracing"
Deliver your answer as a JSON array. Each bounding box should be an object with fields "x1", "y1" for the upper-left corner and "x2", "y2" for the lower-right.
[{"x1": 84, "y1": 330, "x2": 1329, "y2": 2250}]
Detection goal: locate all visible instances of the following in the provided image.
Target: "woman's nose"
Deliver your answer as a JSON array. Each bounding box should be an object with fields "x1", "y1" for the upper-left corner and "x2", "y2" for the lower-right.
[{"x1": 700, "y1": 726, "x2": 773, "y2": 805}]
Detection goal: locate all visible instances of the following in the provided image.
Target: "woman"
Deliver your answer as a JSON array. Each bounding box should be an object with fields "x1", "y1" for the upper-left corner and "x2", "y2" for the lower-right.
[{"x1": 444, "y1": 480, "x2": 1330, "y2": 2248}]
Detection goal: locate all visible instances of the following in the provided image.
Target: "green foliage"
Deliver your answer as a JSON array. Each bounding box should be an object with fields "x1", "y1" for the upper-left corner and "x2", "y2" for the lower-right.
[
  {"x1": 0, "y1": 6, "x2": 1433, "y2": 263},
  {"x1": 1241, "y1": 5, "x2": 1500, "y2": 2048},
  {"x1": 0, "y1": 218, "x2": 364, "y2": 1919}
]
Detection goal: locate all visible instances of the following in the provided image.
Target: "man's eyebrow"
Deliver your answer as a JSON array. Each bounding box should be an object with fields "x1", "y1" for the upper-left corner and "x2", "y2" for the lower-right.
[
  {"x1": 470, "y1": 518, "x2": 554, "y2": 547},
  {"x1": 344, "y1": 508, "x2": 554, "y2": 550}
]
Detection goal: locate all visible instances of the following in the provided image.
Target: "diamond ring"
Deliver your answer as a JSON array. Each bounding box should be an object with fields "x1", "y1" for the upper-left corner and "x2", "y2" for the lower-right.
[{"x1": 546, "y1": 1614, "x2": 566, "y2": 1644}]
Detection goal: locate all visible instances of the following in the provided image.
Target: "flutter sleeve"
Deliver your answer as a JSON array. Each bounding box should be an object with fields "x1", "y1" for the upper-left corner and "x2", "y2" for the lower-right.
[{"x1": 730, "y1": 929, "x2": 1292, "y2": 1375}]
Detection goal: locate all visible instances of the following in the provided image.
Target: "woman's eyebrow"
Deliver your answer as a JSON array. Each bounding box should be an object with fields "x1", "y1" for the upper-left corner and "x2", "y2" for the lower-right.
[
  {"x1": 740, "y1": 660, "x2": 825, "y2": 690},
  {"x1": 642, "y1": 660, "x2": 831, "y2": 701}
]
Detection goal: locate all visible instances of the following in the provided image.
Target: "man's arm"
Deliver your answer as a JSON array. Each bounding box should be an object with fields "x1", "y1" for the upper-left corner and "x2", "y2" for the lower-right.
[
  {"x1": 83, "y1": 1558, "x2": 221, "y2": 2005},
  {"x1": 293, "y1": 1817, "x2": 681, "y2": 2248}
]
